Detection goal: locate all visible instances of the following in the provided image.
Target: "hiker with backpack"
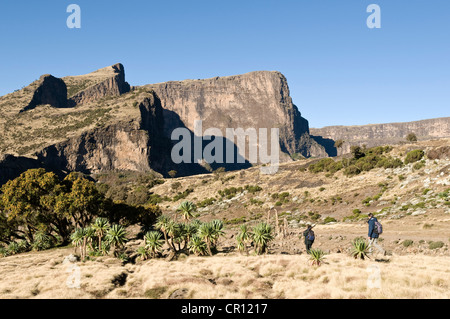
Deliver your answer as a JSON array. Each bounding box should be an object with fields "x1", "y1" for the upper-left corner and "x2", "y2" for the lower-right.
[
  {"x1": 302, "y1": 224, "x2": 315, "y2": 254},
  {"x1": 367, "y1": 213, "x2": 385, "y2": 256}
]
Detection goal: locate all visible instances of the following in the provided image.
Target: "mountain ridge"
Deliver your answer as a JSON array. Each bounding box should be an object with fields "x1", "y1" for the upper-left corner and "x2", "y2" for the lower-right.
[
  {"x1": 0, "y1": 64, "x2": 328, "y2": 185},
  {"x1": 311, "y1": 117, "x2": 450, "y2": 156}
]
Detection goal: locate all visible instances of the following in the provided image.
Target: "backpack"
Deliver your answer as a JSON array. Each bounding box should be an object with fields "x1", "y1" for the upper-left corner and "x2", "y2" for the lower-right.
[
  {"x1": 306, "y1": 230, "x2": 315, "y2": 242},
  {"x1": 374, "y1": 221, "x2": 383, "y2": 235}
]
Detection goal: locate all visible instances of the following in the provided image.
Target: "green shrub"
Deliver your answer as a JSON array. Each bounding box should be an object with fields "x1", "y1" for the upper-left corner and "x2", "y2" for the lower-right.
[
  {"x1": 244, "y1": 185, "x2": 262, "y2": 193},
  {"x1": 218, "y1": 187, "x2": 243, "y2": 199},
  {"x1": 402, "y1": 240, "x2": 414, "y2": 247},
  {"x1": 147, "y1": 194, "x2": 168, "y2": 205},
  {"x1": 406, "y1": 133, "x2": 417, "y2": 142},
  {"x1": 271, "y1": 192, "x2": 289, "y2": 201},
  {"x1": 362, "y1": 197, "x2": 372, "y2": 205},
  {"x1": 428, "y1": 241, "x2": 444, "y2": 250},
  {"x1": 330, "y1": 196, "x2": 342, "y2": 205},
  {"x1": 309, "y1": 145, "x2": 401, "y2": 176},
  {"x1": 377, "y1": 157, "x2": 404, "y2": 169},
  {"x1": 308, "y1": 158, "x2": 342, "y2": 174},
  {"x1": 404, "y1": 150, "x2": 425, "y2": 164},
  {"x1": 343, "y1": 209, "x2": 366, "y2": 222},
  {"x1": 197, "y1": 197, "x2": 216, "y2": 208},
  {"x1": 250, "y1": 198, "x2": 264, "y2": 206},
  {"x1": 437, "y1": 189, "x2": 449, "y2": 199},
  {"x1": 308, "y1": 211, "x2": 321, "y2": 220},
  {"x1": 7, "y1": 242, "x2": 21, "y2": 255},
  {"x1": 344, "y1": 165, "x2": 361, "y2": 177},
  {"x1": 0, "y1": 246, "x2": 9, "y2": 257},
  {"x1": 168, "y1": 170, "x2": 177, "y2": 178},
  {"x1": 220, "y1": 175, "x2": 235, "y2": 184},
  {"x1": 324, "y1": 216, "x2": 337, "y2": 224},
  {"x1": 413, "y1": 161, "x2": 425, "y2": 170}
]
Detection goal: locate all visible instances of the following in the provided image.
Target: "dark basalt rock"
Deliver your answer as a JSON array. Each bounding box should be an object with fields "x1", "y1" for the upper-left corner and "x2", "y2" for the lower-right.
[{"x1": 20, "y1": 74, "x2": 68, "y2": 112}]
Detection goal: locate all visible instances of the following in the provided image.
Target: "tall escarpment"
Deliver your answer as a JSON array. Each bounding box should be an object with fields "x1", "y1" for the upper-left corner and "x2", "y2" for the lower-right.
[
  {"x1": 0, "y1": 63, "x2": 330, "y2": 185},
  {"x1": 145, "y1": 71, "x2": 327, "y2": 161},
  {"x1": 36, "y1": 93, "x2": 166, "y2": 174}
]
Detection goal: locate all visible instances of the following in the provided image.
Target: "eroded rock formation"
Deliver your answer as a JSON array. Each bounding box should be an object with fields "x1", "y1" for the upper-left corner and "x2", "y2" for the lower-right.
[
  {"x1": 20, "y1": 74, "x2": 68, "y2": 112},
  {"x1": 67, "y1": 63, "x2": 131, "y2": 106},
  {"x1": 36, "y1": 94, "x2": 166, "y2": 174},
  {"x1": 145, "y1": 71, "x2": 328, "y2": 161}
]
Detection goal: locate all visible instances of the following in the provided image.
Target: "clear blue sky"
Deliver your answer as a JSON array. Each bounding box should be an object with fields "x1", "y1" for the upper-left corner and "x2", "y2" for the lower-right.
[{"x1": 0, "y1": 0, "x2": 449, "y2": 128}]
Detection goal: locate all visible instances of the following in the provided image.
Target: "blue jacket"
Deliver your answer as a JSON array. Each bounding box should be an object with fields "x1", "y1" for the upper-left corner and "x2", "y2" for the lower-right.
[
  {"x1": 303, "y1": 228, "x2": 315, "y2": 243},
  {"x1": 368, "y1": 217, "x2": 379, "y2": 238}
]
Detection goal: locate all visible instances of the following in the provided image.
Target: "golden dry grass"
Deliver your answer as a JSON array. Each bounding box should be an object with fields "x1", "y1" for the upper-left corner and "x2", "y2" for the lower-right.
[{"x1": 1, "y1": 246, "x2": 448, "y2": 299}]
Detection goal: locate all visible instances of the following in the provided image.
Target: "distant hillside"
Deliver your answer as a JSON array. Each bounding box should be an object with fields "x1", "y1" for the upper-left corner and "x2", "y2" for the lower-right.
[{"x1": 310, "y1": 117, "x2": 450, "y2": 156}]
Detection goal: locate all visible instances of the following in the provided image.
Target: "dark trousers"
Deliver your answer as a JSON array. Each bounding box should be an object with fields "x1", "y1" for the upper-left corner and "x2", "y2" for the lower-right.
[{"x1": 305, "y1": 240, "x2": 313, "y2": 253}]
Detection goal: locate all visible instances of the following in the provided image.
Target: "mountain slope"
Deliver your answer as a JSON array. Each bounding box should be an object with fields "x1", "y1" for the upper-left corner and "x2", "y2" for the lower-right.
[{"x1": 0, "y1": 64, "x2": 328, "y2": 185}]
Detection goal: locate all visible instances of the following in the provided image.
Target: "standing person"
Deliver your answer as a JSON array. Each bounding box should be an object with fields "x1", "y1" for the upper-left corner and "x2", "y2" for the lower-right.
[
  {"x1": 367, "y1": 213, "x2": 385, "y2": 256},
  {"x1": 302, "y1": 225, "x2": 315, "y2": 254}
]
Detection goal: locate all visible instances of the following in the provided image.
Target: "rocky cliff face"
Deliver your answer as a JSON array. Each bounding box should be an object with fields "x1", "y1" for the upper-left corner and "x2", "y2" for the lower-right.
[
  {"x1": 145, "y1": 71, "x2": 328, "y2": 161},
  {"x1": 310, "y1": 117, "x2": 450, "y2": 155},
  {"x1": 0, "y1": 64, "x2": 330, "y2": 185},
  {"x1": 67, "y1": 63, "x2": 131, "y2": 106},
  {"x1": 20, "y1": 75, "x2": 68, "y2": 112},
  {"x1": 36, "y1": 94, "x2": 166, "y2": 175},
  {"x1": 0, "y1": 154, "x2": 40, "y2": 186}
]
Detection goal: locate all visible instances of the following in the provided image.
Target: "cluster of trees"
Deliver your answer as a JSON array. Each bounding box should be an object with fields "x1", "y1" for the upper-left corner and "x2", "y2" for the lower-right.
[
  {"x1": 0, "y1": 168, "x2": 161, "y2": 256},
  {"x1": 0, "y1": 168, "x2": 274, "y2": 261},
  {"x1": 136, "y1": 201, "x2": 225, "y2": 259},
  {"x1": 136, "y1": 204, "x2": 277, "y2": 261},
  {"x1": 70, "y1": 218, "x2": 129, "y2": 260}
]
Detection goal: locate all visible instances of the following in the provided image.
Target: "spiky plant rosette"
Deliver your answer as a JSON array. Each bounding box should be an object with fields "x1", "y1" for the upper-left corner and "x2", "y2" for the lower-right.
[
  {"x1": 309, "y1": 248, "x2": 325, "y2": 266},
  {"x1": 351, "y1": 238, "x2": 371, "y2": 260}
]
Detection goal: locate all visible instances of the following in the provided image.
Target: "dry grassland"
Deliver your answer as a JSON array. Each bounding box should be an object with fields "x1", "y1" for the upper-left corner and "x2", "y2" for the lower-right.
[{"x1": 0, "y1": 246, "x2": 448, "y2": 299}]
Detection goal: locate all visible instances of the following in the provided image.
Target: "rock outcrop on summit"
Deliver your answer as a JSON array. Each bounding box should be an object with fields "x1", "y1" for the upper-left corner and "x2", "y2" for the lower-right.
[{"x1": 65, "y1": 63, "x2": 131, "y2": 106}]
